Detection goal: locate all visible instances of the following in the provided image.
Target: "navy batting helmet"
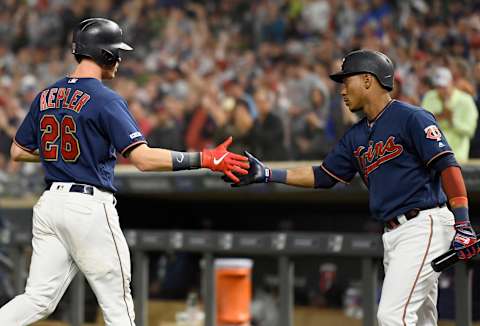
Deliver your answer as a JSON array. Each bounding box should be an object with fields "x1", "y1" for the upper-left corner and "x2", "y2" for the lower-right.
[
  {"x1": 329, "y1": 50, "x2": 394, "y2": 91},
  {"x1": 72, "y1": 18, "x2": 133, "y2": 66}
]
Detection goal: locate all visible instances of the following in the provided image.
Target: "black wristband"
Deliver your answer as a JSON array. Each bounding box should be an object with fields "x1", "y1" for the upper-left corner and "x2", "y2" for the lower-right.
[
  {"x1": 269, "y1": 169, "x2": 287, "y2": 183},
  {"x1": 171, "y1": 151, "x2": 201, "y2": 171}
]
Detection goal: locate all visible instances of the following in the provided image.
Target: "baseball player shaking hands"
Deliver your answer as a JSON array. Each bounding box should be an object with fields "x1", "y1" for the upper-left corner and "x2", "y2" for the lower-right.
[
  {"x1": 225, "y1": 50, "x2": 479, "y2": 326},
  {"x1": 3, "y1": 18, "x2": 248, "y2": 326}
]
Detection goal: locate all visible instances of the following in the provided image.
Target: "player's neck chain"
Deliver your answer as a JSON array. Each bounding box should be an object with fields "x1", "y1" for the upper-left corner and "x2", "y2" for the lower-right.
[{"x1": 367, "y1": 99, "x2": 395, "y2": 128}]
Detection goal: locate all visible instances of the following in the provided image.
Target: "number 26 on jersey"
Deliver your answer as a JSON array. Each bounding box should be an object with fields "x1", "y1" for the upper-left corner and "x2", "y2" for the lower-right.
[{"x1": 40, "y1": 115, "x2": 80, "y2": 162}]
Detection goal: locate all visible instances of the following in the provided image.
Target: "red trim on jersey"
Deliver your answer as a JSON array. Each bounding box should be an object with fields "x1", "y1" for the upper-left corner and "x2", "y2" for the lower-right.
[
  {"x1": 120, "y1": 140, "x2": 147, "y2": 157},
  {"x1": 402, "y1": 215, "x2": 433, "y2": 326},
  {"x1": 426, "y1": 150, "x2": 453, "y2": 167},
  {"x1": 320, "y1": 163, "x2": 350, "y2": 184},
  {"x1": 13, "y1": 138, "x2": 36, "y2": 153}
]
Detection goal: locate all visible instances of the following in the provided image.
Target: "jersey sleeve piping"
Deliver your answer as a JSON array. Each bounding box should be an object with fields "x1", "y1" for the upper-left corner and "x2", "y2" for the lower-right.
[
  {"x1": 13, "y1": 138, "x2": 37, "y2": 153},
  {"x1": 320, "y1": 163, "x2": 350, "y2": 184},
  {"x1": 120, "y1": 140, "x2": 147, "y2": 156},
  {"x1": 426, "y1": 150, "x2": 454, "y2": 167}
]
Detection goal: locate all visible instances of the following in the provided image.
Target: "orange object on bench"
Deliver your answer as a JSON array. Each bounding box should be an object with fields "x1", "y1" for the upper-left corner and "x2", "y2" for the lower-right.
[{"x1": 215, "y1": 258, "x2": 253, "y2": 325}]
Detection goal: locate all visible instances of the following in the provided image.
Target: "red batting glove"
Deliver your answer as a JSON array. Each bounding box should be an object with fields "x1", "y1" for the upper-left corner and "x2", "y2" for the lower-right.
[{"x1": 201, "y1": 136, "x2": 249, "y2": 183}]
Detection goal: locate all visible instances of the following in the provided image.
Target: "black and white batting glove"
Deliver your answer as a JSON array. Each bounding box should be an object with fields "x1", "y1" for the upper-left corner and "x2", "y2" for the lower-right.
[{"x1": 222, "y1": 151, "x2": 270, "y2": 187}]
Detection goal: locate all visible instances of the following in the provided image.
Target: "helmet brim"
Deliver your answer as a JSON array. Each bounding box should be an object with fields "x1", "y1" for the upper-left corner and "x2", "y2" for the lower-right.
[
  {"x1": 114, "y1": 42, "x2": 133, "y2": 51},
  {"x1": 329, "y1": 71, "x2": 358, "y2": 83},
  {"x1": 329, "y1": 72, "x2": 347, "y2": 83}
]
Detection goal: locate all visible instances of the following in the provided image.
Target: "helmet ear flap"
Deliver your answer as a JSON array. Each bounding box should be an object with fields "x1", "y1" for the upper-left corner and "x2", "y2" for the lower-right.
[{"x1": 101, "y1": 49, "x2": 118, "y2": 67}]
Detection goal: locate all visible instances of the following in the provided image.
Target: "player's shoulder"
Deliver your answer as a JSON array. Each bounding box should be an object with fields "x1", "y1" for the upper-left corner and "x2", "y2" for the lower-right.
[
  {"x1": 349, "y1": 117, "x2": 366, "y2": 131},
  {"x1": 63, "y1": 77, "x2": 125, "y2": 103},
  {"x1": 75, "y1": 79, "x2": 127, "y2": 108},
  {"x1": 392, "y1": 99, "x2": 435, "y2": 119},
  {"x1": 99, "y1": 86, "x2": 128, "y2": 111},
  {"x1": 97, "y1": 84, "x2": 124, "y2": 103},
  {"x1": 342, "y1": 117, "x2": 366, "y2": 140},
  {"x1": 391, "y1": 99, "x2": 420, "y2": 113}
]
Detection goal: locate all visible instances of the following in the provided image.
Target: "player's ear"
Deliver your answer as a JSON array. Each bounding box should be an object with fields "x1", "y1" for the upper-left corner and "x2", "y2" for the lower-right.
[{"x1": 363, "y1": 73, "x2": 373, "y2": 89}]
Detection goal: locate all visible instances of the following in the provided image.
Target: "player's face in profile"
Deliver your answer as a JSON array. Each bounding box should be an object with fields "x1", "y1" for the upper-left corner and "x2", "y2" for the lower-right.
[
  {"x1": 102, "y1": 61, "x2": 120, "y2": 80},
  {"x1": 341, "y1": 75, "x2": 364, "y2": 112}
]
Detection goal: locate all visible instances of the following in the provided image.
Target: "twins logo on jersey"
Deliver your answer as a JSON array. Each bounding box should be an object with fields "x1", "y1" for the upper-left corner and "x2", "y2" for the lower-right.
[
  {"x1": 424, "y1": 125, "x2": 441, "y2": 141},
  {"x1": 353, "y1": 136, "x2": 404, "y2": 180},
  {"x1": 424, "y1": 124, "x2": 447, "y2": 148}
]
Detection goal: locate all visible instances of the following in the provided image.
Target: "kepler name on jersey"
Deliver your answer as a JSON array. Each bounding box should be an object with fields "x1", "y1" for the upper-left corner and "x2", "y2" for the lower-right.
[{"x1": 39, "y1": 87, "x2": 91, "y2": 113}]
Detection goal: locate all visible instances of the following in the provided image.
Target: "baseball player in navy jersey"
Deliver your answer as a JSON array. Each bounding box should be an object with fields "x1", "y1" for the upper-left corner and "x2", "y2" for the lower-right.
[
  {"x1": 225, "y1": 49, "x2": 480, "y2": 325},
  {"x1": 2, "y1": 18, "x2": 248, "y2": 326}
]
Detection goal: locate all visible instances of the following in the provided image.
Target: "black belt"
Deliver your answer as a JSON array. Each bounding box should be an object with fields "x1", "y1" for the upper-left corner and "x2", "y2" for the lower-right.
[
  {"x1": 47, "y1": 183, "x2": 94, "y2": 196},
  {"x1": 385, "y1": 208, "x2": 420, "y2": 230},
  {"x1": 385, "y1": 204, "x2": 446, "y2": 230}
]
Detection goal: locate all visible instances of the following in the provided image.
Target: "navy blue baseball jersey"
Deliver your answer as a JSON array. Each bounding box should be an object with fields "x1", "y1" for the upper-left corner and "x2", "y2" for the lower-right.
[
  {"x1": 14, "y1": 77, "x2": 146, "y2": 192},
  {"x1": 319, "y1": 100, "x2": 452, "y2": 221}
]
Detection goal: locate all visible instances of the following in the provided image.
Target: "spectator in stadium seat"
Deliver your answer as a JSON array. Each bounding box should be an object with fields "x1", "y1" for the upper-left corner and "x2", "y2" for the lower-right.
[
  {"x1": 250, "y1": 88, "x2": 287, "y2": 161},
  {"x1": 184, "y1": 91, "x2": 217, "y2": 151},
  {"x1": 449, "y1": 57, "x2": 476, "y2": 96},
  {"x1": 326, "y1": 59, "x2": 359, "y2": 141},
  {"x1": 422, "y1": 67, "x2": 478, "y2": 162},
  {"x1": 213, "y1": 98, "x2": 254, "y2": 155},
  {"x1": 160, "y1": 65, "x2": 189, "y2": 101},
  {"x1": 147, "y1": 97, "x2": 185, "y2": 151},
  {"x1": 223, "y1": 78, "x2": 258, "y2": 120},
  {"x1": 259, "y1": 1, "x2": 286, "y2": 44},
  {"x1": 129, "y1": 100, "x2": 154, "y2": 137},
  {"x1": 307, "y1": 263, "x2": 345, "y2": 309},
  {"x1": 469, "y1": 62, "x2": 480, "y2": 158},
  {"x1": 0, "y1": 98, "x2": 23, "y2": 170},
  {"x1": 285, "y1": 56, "x2": 331, "y2": 159},
  {"x1": 290, "y1": 87, "x2": 335, "y2": 160}
]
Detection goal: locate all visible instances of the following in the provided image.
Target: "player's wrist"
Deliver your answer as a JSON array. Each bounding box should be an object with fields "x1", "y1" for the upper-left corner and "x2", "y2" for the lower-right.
[
  {"x1": 200, "y1": 150, "x2": 207, "y2": 167},
  {"x1": 455, "y1": 220, "x2": 472, "y2": 230},
  {"x1": 453, "y1": 208, "x2": 470, "y2": 223},
  {"x1": 449, "y1": 196, "x2": 469, "y2": 223},
  {"x1": 268, "y1": 168, "x2": 287, "y2": 184},
  {"x1": 171, "y1": 151, "x2": 201, "y2": 171},
  {"x1": 200, "y1": 148, "x2": 216, "y2": 169}
]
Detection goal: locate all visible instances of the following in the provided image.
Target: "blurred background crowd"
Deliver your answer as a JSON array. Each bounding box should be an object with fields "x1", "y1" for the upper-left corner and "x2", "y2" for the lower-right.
[{"x1": 1, "y1": 0, "x2": 480, "y2": 180}]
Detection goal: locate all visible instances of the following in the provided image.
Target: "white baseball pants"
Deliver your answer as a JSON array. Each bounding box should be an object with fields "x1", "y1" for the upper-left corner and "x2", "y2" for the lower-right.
[
  {"x1": 0, "y1": 182, "x2": 135, "y2": 326},
  {"x1": 377, "y1": 206, "x2": 455, "y2": 326}
]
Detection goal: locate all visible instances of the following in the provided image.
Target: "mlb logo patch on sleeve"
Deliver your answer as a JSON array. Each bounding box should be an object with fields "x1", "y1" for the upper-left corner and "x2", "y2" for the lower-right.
[
  {"x1": 424, "y1": 125, "x2": 442, "y2": 141},
  {"x1": 129, "y1": 131, "x2": 142, "y2": 139}
]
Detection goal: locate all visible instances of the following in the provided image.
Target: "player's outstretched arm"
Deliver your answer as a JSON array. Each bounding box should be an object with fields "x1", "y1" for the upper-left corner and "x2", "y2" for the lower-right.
[
  {"x1": 10, "y1": 142, "x2": 40, "y2": 162},
  {"x1": 126, "y1": 144, "x2": 174, "y2": 171},
  {"x1": 127, "y1": 137, "x2": 249, "y2": 183},
  {"x1": 223, "y1": 151, "x2": 316, "y2": 188}
]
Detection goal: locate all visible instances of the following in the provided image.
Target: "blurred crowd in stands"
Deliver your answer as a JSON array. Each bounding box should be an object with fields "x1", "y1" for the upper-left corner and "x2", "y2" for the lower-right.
[{"x1": 1, "y1": 0, "x2": 480, "y2": 182}]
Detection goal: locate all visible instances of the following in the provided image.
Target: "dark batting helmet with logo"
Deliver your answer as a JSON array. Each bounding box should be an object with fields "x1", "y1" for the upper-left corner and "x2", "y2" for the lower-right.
[
  {"x1": 329, "y1": 49, "x2": 394, "y2": 91},
  {"x1": 72, "y1": 18, "x2": 133, "y2": 66}
]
